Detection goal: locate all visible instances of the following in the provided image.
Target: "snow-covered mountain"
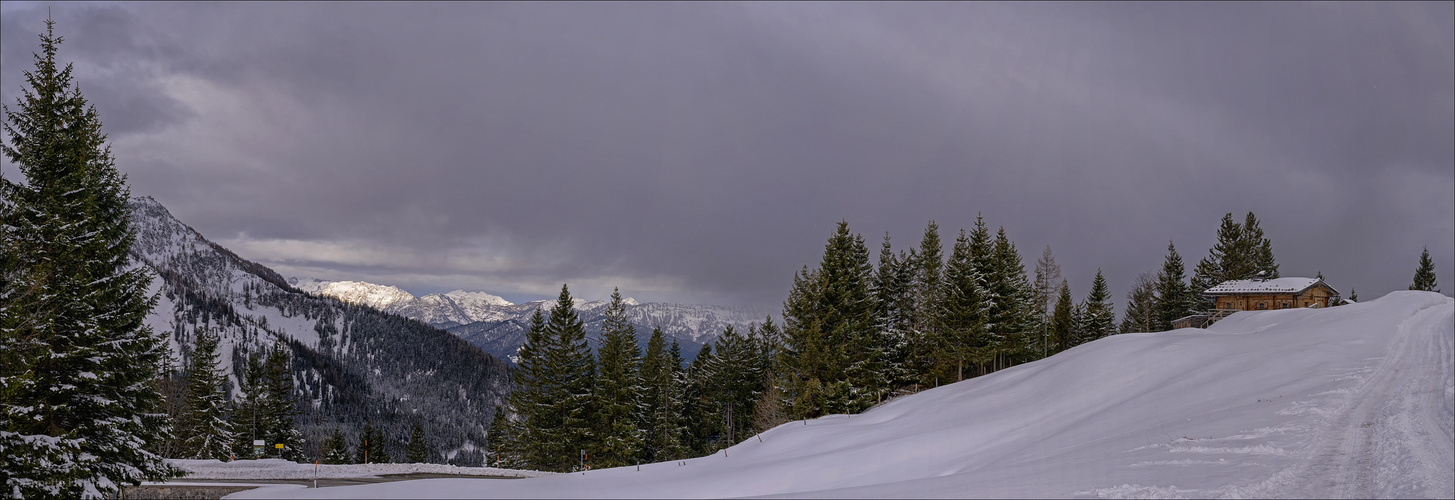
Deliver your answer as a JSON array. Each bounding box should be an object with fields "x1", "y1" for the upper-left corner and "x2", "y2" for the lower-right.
[
  {"x1": 290, "y1": 278, "x2": 771, "y2": 363},
  {"x1": 128, "y1": 196, "x2": 511, "y2": 465},
  {"x1": 235, "y1": 291, "x2": 1454, "y2": 499}
]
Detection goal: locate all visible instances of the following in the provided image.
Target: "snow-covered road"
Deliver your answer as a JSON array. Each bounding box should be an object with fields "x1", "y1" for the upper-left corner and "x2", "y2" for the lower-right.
[{"x1": 1276, "y1": 299, "x2": 1454, "y2": 498}]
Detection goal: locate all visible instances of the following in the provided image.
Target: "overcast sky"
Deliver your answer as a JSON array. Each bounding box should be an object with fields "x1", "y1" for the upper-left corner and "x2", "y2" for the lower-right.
[{"x1": 3, "y1": 2, "x2": 1451, "y2": 310}]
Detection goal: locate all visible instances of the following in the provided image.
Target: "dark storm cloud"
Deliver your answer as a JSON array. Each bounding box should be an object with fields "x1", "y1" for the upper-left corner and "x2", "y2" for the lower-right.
[{"x1": 2, "y1": 2, "x2": 1450, "y2": 308}]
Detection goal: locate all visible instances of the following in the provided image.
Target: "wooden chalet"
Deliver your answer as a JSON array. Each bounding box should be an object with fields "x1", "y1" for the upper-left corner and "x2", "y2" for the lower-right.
[{"x1": 1171, "y1": 277, "x2": 1341, "y2": 329}]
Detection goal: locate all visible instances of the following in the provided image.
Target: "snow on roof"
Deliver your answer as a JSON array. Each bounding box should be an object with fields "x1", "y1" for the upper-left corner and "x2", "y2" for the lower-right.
[{"x1": 1204, "y1": 277, "x2": 1328, "y2": 295}]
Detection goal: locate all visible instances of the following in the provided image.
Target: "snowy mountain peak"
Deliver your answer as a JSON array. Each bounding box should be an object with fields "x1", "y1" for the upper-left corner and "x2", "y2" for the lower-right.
[
  {"x1": 442, "y1": 290, "x2": 513, "y2": 307},
  {"x1": 300, "y1": 279, "x2": 416, "y2": 310}
]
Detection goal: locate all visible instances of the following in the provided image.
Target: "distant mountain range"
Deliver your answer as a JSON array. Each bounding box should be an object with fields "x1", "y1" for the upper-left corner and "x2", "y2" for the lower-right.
[
  {"x1": 288, "y1": 277, "x2": 772, "y2": 363},
  {"x1": 129, "y1": 196, "x2": 511, "y2": 465}
]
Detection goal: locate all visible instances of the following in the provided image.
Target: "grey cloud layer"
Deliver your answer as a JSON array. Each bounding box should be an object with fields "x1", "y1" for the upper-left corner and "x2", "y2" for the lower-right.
[{"x1": 2, "y1": 2, "x2": 1450, "y2": 307}]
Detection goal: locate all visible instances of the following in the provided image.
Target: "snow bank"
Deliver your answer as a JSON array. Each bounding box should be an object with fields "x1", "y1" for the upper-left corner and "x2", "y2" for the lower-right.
[
  {"x1": 170, "y1": 458, "x2": 550, "y2": 480},
  {"x1": 230, "y1": 291, "x2": 1454, "y2": 499}
]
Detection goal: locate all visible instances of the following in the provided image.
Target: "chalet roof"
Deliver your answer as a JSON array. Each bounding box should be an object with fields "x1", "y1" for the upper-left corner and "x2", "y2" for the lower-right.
[{"x1": 1204, "y1": 277, "x2": 1337, "y2": 296}]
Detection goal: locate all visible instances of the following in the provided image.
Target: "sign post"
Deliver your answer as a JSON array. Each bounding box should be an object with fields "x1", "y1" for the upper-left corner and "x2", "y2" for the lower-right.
[{"x1": 253, "y1": 440, "x2": 264, "y2": 458}]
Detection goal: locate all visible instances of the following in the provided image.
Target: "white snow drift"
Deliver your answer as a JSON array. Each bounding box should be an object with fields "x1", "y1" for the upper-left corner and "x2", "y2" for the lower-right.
[{"x1": 230, "y1": 291, "x2": 1454, "y2": 499}]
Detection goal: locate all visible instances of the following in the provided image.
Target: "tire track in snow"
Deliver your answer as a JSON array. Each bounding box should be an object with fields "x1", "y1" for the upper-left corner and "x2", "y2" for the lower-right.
[{"x1": 1272, "y1": 299, "x2": 1454, "y2": 499}]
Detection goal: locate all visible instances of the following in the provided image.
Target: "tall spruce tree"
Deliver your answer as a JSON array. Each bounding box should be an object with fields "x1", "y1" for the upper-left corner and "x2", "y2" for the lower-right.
[
  {"x1": 540, "y1": 284, "x2": 595, "y2": 471},
  {"x1": 1410, "y1": 247, "x2": 1440, "y2": 292},
  {"x1": 0, "y1": 19, "x2": 181, "y2": 497},
  {"x1": 1154, "y1": 242, "x2": 1193, "y2": 331},
  {"x1": 591, "y1": 289, "x2": 644, "y2": 468},
  {"x1": 502, "y1": 308, "x2": 548, "y2": 468},
  {"x1": 988, "y1": 227, "x2": 1035, "y2": 370},
  {"x1": 638, "y1": 327, "x2": 686, "y2": 462},
  {"x1": 906, "y1": 221, "x2": 943, "y2": 387},
  {"x1": 260, "y1": 343, "x2": 303, "y2": 460},
  {"x1": 1050, "y1": 281, "x2": 1074, "y2": 354},
  {"x1": 938, "y1": 228, "x2": 988, "y2": 382},
  {"x1": 1081, "y1": 270, "x2": 1116, "y2": 343},
  {"x1": 177, "y1": 329, "x2": 234, "y2": 460}
]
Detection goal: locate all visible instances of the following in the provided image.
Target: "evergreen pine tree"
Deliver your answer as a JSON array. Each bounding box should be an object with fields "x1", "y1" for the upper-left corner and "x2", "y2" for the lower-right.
[
  {"x1": 1081, "y1": 270, "x2": 1116, "y2": 342},
  {"x1": 261, "y1": 343, "x2": 303, "y2": 460},
  {"x1": 938, "y1": 228, "x2": 988, "y2": 382},
  {"x1": 1154, "y1": 242, "x2": 1192, "y2": 331},
  {"x1": 906, "y1": 220, "x2": 943, "y2": 387},
  {"x1": 1410, "y1": 247, "x2": 1440, "y2": 292},
  {"x1": 503, "y1": 308, "x2": 548, "y2": 468},
  {"x1": 177, "y1": 329, "x2": 234, "y2": 460},
  {"x1": 1050, "y1": 281, "x2": 1074, "y2": 355},
  {"x1": 321, "y1": 427, "x2": 351, "y2": 465},
  {"x1": 1348, "y1": 289, "x2": 1358, "y2": 303},
  {"x1": 540, "y1": 285, "x2": 595, "y2": 471},
  {"x1": 988, "y1": 227, "x2": 1035, "y2": 370},
  {"x1": 638, "y1": 327, "x2": 683, "y2": 462},
  {"x1": 229, "y1": 351, "x2": 267, "y2": 459},
  {"x1": 591, "y1": 289, "x2": 644, "y2": 468},
  {"x1": 0, "y1": 19, "x2": 182, "y2": 497},
  {"x1": 405, "y1": 421, "x2": 429, "y2": 463},
  {"x1": 1243, "y1": 213, "x2": 1279, "y2": 279}
]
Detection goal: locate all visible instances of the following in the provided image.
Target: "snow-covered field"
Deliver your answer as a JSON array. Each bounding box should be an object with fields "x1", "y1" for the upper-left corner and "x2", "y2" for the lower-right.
[
  {"x1": 167, "y1": 459, "x2": 551, "y2": 480},
  {"x1": 229, "y1": 291, "x2": 1454, "y2": 499}
]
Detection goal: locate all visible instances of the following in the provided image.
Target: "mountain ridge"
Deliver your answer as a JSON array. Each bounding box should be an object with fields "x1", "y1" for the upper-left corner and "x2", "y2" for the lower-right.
[{"x1": 128, "y1": 196, "x2": 511, "y2": 465}]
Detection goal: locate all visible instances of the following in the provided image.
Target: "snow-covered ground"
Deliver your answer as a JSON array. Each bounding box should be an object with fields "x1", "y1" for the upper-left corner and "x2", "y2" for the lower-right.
[
  {"x1": 166, "y1": 458, "x2": 551, "y2": 481},
  {"x1": 229, "y1": 291, "x2": 1454, "y2": 499}
]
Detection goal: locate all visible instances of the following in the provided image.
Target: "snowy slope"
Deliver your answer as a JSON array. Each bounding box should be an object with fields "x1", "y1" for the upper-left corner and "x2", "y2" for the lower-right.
[{"x1": 231, "y1": 291, "x2": 1454, "y2": 499}]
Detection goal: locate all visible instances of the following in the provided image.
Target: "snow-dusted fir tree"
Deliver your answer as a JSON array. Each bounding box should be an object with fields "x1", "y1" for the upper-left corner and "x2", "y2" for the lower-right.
[
  {"x1": 906, "y1": 220, "x2": 943, "y2": 387},
  {"x1": 0, "y1": 19, "x2": 182, "y2": 497},
  {"x1": 591, "y1": 289, "x2": 644, "y2": 468},
  {"x1": 229, "y1": 351, "x2": 267, "y2": 458},
  {"x1": 639, "y1": 327, "x2": 687, "y2": 462},
  {"x1": 177, "y1": 329, "x2": 234, "y2": 460},
  {"x1": 539, "y1": 285, "x2": 595, "y2": 471},
  {"x1": 1049, "y1": 282, "x2": 1074, "y2": 354},
  {"x1": 1081, "y1": 270, "x2": 1117, "y2": 343},
  {"x1": 501, "y1": 308, "x2": 548, "y2": 468},
  {"x1": 261, "y1": 343, "x2": 304, "y2": 461},
  {"x1": 988, "y1": 227, "x2": 1036, "y2": 370},
  {"x1": 1410, "y1": 247, "x2": 1439, "y2": 293},
  {"x1": 321, "y1": 427, "x2": 351, "y2": 464},
  {"x1": 1154, "y1": 242, "x2": 1193, "y2": 331},
  {"x1": 938, "y1": 228, "x2": 989, "y2": 383}
]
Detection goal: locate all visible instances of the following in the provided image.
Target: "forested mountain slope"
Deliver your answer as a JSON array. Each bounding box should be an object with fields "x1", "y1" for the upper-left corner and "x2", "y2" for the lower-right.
[{"x1": 129, "y1": 196, "x2": 512, "y2": 465}]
